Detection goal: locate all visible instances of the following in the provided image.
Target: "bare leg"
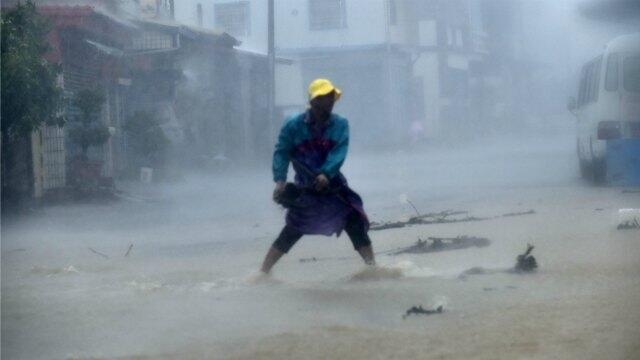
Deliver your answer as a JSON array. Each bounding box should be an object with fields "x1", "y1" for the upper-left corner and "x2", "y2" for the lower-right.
[
  {"x1": 357, "y1": 245, "x2": 376, "y2": 266},
  {"x1": 260, "y1": 246, "x2": 285, "y2": 274}
]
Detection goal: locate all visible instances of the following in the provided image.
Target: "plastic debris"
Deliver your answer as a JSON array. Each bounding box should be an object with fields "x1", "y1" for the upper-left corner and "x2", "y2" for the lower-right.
[{"x1": 402, "y1": 305, "x2": 444, "y2": 319}]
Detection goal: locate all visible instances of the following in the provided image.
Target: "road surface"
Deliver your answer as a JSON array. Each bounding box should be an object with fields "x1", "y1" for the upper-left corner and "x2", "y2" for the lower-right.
[{"x1": 2, "y1": 135, "x2": 639, "y2": 359}]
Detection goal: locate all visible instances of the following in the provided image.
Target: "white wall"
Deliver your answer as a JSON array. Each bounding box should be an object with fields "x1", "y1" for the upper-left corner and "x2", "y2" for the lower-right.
[
  {"x1": 412, "y1": 53, "x2": 440, "y2": 138},
  {"x1": 175, "y1": 1, "x2": 413, "y2": 52},
  {"x1": 275, "y1": 0, "x2": 388, "y2": 51}
]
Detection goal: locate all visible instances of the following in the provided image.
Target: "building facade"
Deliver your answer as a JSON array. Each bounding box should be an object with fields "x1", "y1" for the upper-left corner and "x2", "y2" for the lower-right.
[
  {"x1": 26, "y1": 2, "x2": 267, "y2": 199},
  {"x1": 175, "y1": 0, "x2": 500, "y2": 145},
  {"x1": 275, "y1": 0, "x2": 491, "y2": 144}
]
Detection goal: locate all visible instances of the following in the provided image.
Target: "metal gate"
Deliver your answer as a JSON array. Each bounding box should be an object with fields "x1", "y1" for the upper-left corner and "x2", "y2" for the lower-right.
[{"x1": 42, "y1": 125, "x2": 66, "y2": 190}]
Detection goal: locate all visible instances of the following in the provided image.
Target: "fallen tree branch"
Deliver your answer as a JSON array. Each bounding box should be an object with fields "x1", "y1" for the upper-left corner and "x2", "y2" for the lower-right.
[
  {"x1": 459, "y1": 244, "x2": 538, "y2": 279},
  {"x1": 385, "y1": 236, "x2": 490, "y2": 255},
  {"x1": 370, "y1": 209, "x2": 535, "y2": 231},
  {"x1": 514, "y1": 243, "x2": 538, "y2": 273},
  {"x1": 406, "y1": 199, "x2": 421, "y2": 217},
  {"x1": 300, "y1": 235, "x2": 491, "y2": 264},
  {"x1": 502, "y1": 210, "x2": 536, "y2": 217},
  {"x1": 124, "y1": 244, "x2": 134, "y2": 257},
  {"x1": 88, "y1": 247, "x2": 109, "y2": 259},
  {"x1": 402, "y1": 305, "x2": 444, "y2": 319}
]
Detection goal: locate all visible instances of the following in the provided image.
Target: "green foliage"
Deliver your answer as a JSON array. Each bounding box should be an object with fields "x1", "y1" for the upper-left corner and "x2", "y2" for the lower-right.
[
  {"x1": 68, "y1": 88, "x2": 110, "y2": 156},
  {"x1": 124, "y1": 111, "x2": 169, "y2": 163},
  {"x1": 74, "y1": 88, "x2": 106, "y2": 125},
  {"x1": 1, "y1": 0, "x2": 64, "y2": 138},
  {"x1": 67, "y1": 124, "x2": 111, "y2": 155}
]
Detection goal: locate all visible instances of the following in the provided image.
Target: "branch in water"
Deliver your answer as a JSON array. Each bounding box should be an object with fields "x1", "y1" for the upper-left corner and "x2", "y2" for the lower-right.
[
  {"x1": 88, "y1": 247, "x2": 109, "y2": 259},
  {"x1": 124, "y1": 244, "x2": 134, "y2": 257}
]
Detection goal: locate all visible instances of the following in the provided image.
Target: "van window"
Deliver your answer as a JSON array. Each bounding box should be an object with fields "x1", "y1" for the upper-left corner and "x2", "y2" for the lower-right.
[
  {"x1": 589, "y1": 57, "x2": 602, "y2": 102},
  {"x1": 578, "y1": 66, "x2": 588, "y2": 106},
  {"x1": 605, "y1": 53, "x2": 619, "y2": 91},
  {"x1": 623, "y1": 55, "x2": 640, "y2": 92},
  {"x1": 585, "y1": 63, "x2": 594, "y2": 104}
]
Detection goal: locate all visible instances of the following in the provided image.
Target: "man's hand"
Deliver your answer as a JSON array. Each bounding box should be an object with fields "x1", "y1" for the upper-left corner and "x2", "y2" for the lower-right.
[
  {"x1": 314, "y1": 173, "x2": 329, "y2": 191},
  {"x1": 273, "y1": 181, "x2": 286, "y2": 202}
]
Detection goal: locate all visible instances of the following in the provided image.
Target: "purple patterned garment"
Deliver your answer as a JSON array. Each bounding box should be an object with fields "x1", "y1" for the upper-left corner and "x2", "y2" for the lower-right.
[{"x1": 273, "y1": 112, "x2": 368, "y2": 236}]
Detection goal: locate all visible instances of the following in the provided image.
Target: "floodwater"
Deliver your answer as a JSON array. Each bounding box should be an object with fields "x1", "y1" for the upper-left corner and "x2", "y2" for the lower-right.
[{"x1": 2, "y1": 132, "x2": 640, "y2": 359}]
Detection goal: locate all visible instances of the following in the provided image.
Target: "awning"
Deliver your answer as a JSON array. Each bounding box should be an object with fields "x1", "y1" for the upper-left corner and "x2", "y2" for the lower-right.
[
  {"x1": 85, "y1": 39, "x2": 125, "y2": 58},
  {"x1": 86, "y1": 39, "x2": 180, "y2": 57}
]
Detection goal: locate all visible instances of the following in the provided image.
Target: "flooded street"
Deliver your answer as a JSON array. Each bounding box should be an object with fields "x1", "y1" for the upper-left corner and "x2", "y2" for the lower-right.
[
  {"x1": 3, "y1": 135, "x2": 640, "y2": 360},
  {"x1": 3, "y1": 0, "x2": 640, "y2": 359}
]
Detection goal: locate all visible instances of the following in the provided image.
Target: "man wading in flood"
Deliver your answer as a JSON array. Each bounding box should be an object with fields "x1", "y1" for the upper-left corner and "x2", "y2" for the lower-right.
[{"x1": 260, "y1": 79, "x2": 376, "y2": 274}]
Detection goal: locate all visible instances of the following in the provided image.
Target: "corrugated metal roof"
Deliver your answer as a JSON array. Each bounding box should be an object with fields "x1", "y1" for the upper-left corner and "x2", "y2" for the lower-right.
[{"x1": 132, "y1": 18, "x2": 240, "y2": 47}]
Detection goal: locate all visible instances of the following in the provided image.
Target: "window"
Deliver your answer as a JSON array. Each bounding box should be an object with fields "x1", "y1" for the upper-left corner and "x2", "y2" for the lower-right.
[
  {"x1": 309, "y1": 0, "x2": 347, "y2": 30},
  {"x1": 589, "y1": 57, "x2": 602, "y2": 102},
  {"x1": 623, "y1": 55, "x2": 640, "y2": 93},
  {"x1": 131, "y1": 31, "x2": 174, "y2": 50},
  {"x1": 577, "y1": 57, "x2": 602, "y2": 107},
  {"x1": 605, "y1": 53, "x2": 619, "y2": 91},
  {"x1": 197, "y1": 3, "x2": 203, "y2": 27},
  {"x1": 215, "y1": 1, "x2": 250, "y2": 37},
  {"x1": 445, "y1": 26, "x2": 464, "y2": 48},
  {"x1": 578, "y1": 65, "x2": 588, "y2": 106}
]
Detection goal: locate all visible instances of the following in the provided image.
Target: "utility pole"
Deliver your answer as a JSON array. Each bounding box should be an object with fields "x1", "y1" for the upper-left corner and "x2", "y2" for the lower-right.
[{"x1": 268, "y1": 0, "x2": 276, "y2": 147}]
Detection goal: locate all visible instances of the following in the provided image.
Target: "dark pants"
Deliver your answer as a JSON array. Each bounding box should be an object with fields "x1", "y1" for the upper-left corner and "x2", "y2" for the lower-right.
[{"x1": 273, "y1": 211, "x2": 371, "y2": 253}]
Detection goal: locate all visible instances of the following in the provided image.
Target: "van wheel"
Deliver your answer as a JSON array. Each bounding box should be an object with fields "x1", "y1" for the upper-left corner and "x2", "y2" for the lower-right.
[{"x1": 592, "y1": 159, "x2": 607, "y2": 184}]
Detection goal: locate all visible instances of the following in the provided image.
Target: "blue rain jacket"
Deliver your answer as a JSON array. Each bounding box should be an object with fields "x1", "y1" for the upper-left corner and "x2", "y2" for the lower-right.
[{"x1": 272, "y1": 111, "x2": 368, "y2": 236}]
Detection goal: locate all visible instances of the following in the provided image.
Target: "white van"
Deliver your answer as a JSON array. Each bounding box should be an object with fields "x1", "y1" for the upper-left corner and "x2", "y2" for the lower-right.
[{"x1": 569, "y1": 33, "x2": 640, "y2": 182}]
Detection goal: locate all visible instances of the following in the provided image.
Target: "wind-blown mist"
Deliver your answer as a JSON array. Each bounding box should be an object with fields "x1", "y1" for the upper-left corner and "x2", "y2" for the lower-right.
[{"x1": 2, "y1": 1, "x2": 640, "y2": 359}]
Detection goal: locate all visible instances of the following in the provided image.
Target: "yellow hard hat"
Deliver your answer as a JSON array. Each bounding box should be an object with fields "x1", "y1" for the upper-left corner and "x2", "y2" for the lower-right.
[{"x1": 308, "y1": 78, "x2": 341, "y2": 101}]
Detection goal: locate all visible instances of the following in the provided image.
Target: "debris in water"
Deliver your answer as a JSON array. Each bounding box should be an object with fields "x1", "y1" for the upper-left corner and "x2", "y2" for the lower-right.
[
  {"x1": 370, "y1": 210, "x2": 483, "y2": 230},
  {"x1": 31, "y1": 265, "x2": 79, "y2": 275},
  {"x1": 124, "y1": 244, "x2": 134, "y2": 257},
  {"x1": 298, "y1": 236, "x2": 489, "y2": 263},
  {"x1": 64, "y1": 265, "x2": 79, "y2": 274},
  {"x1": 402, "y1": 305, "x2": 444, "y2": 319},
  {"x1": 88, "y1": 247, "x2": 109, "y2": 259},
  {"x1": 514, "y1": 244, "x2": 538, "y2": 273},
  {"x1": 299, "y1": 255, "x2": 350, "y2": 263},
  {"x1": 388, "y1": 236, "x2": 490, "y2": 255},
  {"x1": 461, "y1": 266, "x2": 490, "y2": 276},
  {"x1": 371, "y1": 209, "x2": 535, "y2": 231},
  {"x1": 617, "y1": 217, "x2": 639, "y2": 230},
  {"x1": 502, "y1": 209, "x2": 535, "y2": 217},
  {"x1": 459, "y1": 244, "x2": 538, "y2": 278},
  {"x1": 617, "y1": 209, "x2": 640, "y2": 229},
  {"x1": 398, "y1": 194, "x2": 422, "y2": 217},
  {"x1": 349, "y1": 266, "x2": 403, "y2": 281}
]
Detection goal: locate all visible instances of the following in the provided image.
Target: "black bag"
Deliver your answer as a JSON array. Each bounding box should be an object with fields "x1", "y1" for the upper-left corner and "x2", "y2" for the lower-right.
[{"x1": 275, "y1": 182, "x2": 304, "y2": 208}]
